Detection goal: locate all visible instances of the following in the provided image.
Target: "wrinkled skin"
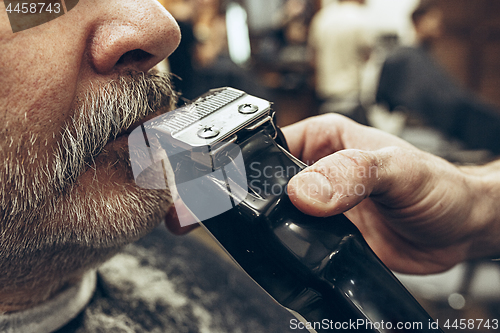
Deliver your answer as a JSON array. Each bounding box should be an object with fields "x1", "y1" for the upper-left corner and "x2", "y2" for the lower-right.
[{"x1": 285, "y1": 114, "x2": 500, "y2": 275}]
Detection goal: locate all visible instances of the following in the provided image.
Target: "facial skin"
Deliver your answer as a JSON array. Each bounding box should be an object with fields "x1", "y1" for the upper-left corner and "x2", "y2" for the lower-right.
[{"x1": 0, "y1": 0, "x2": 181, "y2": 312}]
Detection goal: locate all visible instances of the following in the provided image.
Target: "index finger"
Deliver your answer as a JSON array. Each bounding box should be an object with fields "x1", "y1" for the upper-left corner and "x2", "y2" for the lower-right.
[{"x1": 281, "y1": 114, "x2": 415, "y2": 164}]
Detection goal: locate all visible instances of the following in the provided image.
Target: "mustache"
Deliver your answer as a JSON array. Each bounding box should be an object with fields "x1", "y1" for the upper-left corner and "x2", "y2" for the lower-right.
[{"x1": 53, "y1": 71, "x2": 177, "y2": 190}]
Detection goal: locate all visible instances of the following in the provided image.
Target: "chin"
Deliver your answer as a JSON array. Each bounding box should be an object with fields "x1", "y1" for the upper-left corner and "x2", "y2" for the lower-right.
[{"x1": 0, "y1": 145, "x2": 173, "y2": 299}]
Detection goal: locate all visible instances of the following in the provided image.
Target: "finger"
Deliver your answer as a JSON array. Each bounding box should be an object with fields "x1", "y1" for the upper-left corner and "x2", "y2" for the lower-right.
[
  {"x1": 287, "y1": 147, "x2": 423, "y2": 217},
  {"x1": 281, "y1": 114, "x2": 415, "y2": 164},
  {"x1": 281, "y1": 114, "x2": 348, "y2": 163}
]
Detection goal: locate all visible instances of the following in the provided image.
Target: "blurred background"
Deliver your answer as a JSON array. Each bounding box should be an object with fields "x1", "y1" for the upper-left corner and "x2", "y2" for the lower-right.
[
  {"x1": 157, "y1": 0, "x2": 500, "y2": 331},
  {"x1": 160, "y1": 0, "x2": 500, "y2": 161}
]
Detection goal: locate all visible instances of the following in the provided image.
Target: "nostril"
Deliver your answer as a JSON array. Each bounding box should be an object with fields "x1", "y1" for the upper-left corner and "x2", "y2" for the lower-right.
[
  {"x1": 116, "y1": 49, "x2": 154, "y2": 66},
  {"x1": 89, "y1": 3, "x2": 181, "y2": 74}
]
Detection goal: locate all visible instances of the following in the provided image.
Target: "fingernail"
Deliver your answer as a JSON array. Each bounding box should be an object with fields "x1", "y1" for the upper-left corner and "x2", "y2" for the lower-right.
[{"x1": 295, "y1": 172, "x2": 334, "y2": 204}]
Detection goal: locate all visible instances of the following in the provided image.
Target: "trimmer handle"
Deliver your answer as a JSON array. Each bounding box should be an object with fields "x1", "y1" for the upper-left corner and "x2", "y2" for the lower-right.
[
  {"x1": 195, "y1": 127, "x2": 443, "y2": 332},
  {"x1": 130, "y1": 87, "x2": 443, "y2": 332}
]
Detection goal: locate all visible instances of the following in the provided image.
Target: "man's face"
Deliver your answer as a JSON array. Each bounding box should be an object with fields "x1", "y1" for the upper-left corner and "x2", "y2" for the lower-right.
[{"x1": 0, "y1": 0, "x2": 181, "y2": 308}]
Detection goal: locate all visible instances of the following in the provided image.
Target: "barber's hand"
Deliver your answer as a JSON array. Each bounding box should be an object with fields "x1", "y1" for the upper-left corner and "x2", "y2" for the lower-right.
[{"x1": 283, "y1": 114, "x2": 492, "y2": 275}]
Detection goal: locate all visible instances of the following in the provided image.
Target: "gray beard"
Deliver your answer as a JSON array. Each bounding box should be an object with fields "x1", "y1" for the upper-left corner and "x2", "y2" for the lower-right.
[{"x1": 0, "y1": 71, "x2": 177, "y2": 309}]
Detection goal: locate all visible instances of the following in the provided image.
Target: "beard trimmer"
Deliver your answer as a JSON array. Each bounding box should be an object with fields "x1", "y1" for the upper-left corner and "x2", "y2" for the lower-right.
[{"x1": 129, "y1": 88, "x2": 443, "y2": 333}]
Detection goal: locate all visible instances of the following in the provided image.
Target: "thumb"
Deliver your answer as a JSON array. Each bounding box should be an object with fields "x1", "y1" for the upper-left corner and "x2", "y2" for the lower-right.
[{"x1": 287, "y1": 148, "x2": 394, "y2": 217}]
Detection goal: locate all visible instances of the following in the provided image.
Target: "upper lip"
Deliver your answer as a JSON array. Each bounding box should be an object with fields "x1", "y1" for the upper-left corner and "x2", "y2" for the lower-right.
[{"x1": 116, "y1": 108, "x2": 170, "y2": 139}]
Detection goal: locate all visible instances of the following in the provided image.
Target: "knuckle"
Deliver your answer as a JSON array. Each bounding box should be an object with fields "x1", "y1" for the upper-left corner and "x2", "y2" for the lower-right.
[{"x1": 308, "y1": 150, "x2": 379, "y2": 198}]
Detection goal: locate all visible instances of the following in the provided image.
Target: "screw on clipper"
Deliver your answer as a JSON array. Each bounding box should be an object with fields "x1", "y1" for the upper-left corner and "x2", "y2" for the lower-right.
[
  {"x1": 238, "y1": 104, "x2": 259, "y2": 114},
  {"x1": 197, "y1": 126, "x2": 221, "y2": 139}
]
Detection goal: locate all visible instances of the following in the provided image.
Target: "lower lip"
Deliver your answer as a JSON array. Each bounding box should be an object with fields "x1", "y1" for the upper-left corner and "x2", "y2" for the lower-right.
[
  {"x1": 103, "y1": 132, "x2": 194, "y2": 235},
  {"x1": 105, "y1": 133, "x2": 130, "y2": 150},
  {"x1": 109, "y1": 133, "x2": 187, "y2": 234}
]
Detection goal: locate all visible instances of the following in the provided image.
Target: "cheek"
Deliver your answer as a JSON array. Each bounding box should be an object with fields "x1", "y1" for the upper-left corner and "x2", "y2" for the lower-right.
[{"x1": 0, "y1": 17, "x2": 87, "y2": 141}]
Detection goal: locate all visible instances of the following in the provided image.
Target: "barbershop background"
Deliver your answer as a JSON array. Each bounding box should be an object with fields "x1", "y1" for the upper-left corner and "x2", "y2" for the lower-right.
[{"x1": 160, "y1": 0, "x2": 500, "y2": 331}]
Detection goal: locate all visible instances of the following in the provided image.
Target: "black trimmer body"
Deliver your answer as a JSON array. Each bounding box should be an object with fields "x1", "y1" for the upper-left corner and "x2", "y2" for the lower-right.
[{"x1": 131, "y1": 88, "x2": 443, "y2": 333}]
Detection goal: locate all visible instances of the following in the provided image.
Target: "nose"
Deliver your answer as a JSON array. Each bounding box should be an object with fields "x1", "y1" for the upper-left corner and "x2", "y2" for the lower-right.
[{"x1": 90, "y1": 0, "x2": 181, "y2": 74}]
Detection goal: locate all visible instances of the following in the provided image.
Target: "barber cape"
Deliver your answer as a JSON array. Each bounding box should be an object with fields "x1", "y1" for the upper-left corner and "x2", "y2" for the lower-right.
[{"x1": 0, "y1": 225, "x2": 302, "y2": 333}]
